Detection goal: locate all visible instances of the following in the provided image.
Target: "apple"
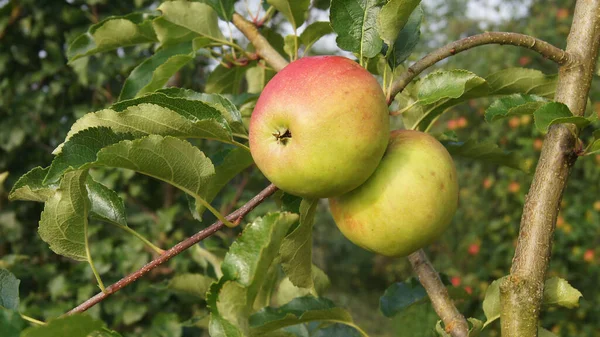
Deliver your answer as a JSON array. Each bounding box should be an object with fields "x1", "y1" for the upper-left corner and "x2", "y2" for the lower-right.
[
  {"x1": 468, "y1": 243, "x2": 480, "y2": 256},
  {"x1": 508, "y1": 181, "x2": 521, "y2": 194},
  {"x1": 329, "y1": 130, "x2": 459, "y2": 257},
  {"x1": 446, "y1": 119, "x2": 458, "y2": 130},
  {"x1": 249, "y1": 56, "x2": 390, "y2": 198},
  {"x1": 508, "y1": 117, "x2": 521, "y2": 129},
  {"x1": 584, "y1": 249, "x2": 594, "y2": 263}
]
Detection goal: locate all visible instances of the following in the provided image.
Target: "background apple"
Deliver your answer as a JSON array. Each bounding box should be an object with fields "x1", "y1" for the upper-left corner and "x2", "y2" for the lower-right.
[
  {"x1": 329, "y1": 130, "x2": 459, "y2": 257},
  {"x1": 249, "y1": 56, "x2": 390, "y2": 198}
]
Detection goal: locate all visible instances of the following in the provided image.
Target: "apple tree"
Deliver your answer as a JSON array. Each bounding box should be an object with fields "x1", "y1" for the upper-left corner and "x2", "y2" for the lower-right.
[{"x1": 1, "y1": 0, "x2": 600, "y2": 337}]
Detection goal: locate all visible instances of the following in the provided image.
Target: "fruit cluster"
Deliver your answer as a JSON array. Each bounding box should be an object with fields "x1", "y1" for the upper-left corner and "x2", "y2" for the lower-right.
[{"x1": 249, "y1": 56, "x2": 459, "y2": 257}]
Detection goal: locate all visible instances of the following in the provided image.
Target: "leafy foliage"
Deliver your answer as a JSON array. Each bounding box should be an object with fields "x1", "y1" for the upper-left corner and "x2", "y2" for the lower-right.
[
  {"x1": 2, "y1": 1, "x2": 600, "y2": 336},
  {"x1": 0, "y1": 269, "x2": 20, "y2": 311}
]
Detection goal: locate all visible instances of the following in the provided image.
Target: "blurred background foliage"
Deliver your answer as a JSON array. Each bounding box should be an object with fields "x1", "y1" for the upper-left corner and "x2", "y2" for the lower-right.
[{"x1": 0, "y1": 0, "x2": 599, "y2": 336}]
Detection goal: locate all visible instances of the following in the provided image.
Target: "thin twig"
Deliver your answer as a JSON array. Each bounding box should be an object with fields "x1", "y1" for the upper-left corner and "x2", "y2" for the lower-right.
[
  {"x1": 232, "y1": 13, "x2": 289, "y2": 72},
  {"x1": 409, "y1": 250, "x2": 469, "y2": 337},
  {"x1": 499, "y1": 2, "x2": 600, "y2": 336},
  {"x1": 65, "y1": 184, "x2": 279, "y2": 315},
  {"x1": 387, "y1": 32, "x2": 570, "y2": 103}
]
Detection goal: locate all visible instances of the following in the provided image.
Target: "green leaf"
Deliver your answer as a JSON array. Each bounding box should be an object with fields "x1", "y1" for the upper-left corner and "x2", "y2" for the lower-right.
[
  {"x1": 207, "y1": 147, "x2": 254, "y2": 202},
  {"x1": 379, "y1": 279, "x2": 427, "y2": 318},
  {"x1": 482, "y1": 276, "x2": 506, "y2": 327},
  {"x1": 208, "y1": 213, "x2": 299, "y2": 335},
  {"x1": 205, "y1": 65, "x2": 248, "y2": 94},
  {"x1": 542, "y1": 277, "x2": 582, "y2": 309},
  {"x1": 39, "y1": 170, "x2": 90, "y2": 261},
  {"x1": 261, "y1": 27, "x2": 287, "y2": 58},
  {"x1": 47, "y1": 128, "x2": 135, "y2": 183},
  {"x1": 0, "y1": 307, "x2": 26, "y2": 337},
  {"x1": 300, "y1": 22, "x2": 333, "y2": 53},
  {"x1": 435, "y1": 320, "x2": 450, "y2": 337},
  {"x1": 397, "y1": 68, "x2": 558, "y2": 131},
  {"x1": 418, "y1": 70, "x2": 487, "y2": 105},
  {"x1": 221, "y1": 213, "x2": 299, "y2": 292},
  {"x1": 377, "y1": 0, "x2": 421, "y2": 44},
  {"x1": 204, "y1": 0, "x2": 237, "y2": 21},
  {"x1": 393, "y1": 301, "x2": 440, "y2": 337},
  {"x1": 0, "y1": 269, "x2": 20, "y2": 310},
  {"x1": 533, "y1": 102, "x2": 591, "y2": 133},
  {"x1": 249, "y1": 296, "x2": 355, "y2": 336},
  {"x1": 168, "y1": 273, "x2": 216, "y2": 299},
  {"x1": 152, "y1": 17, "x2": 199, "y2": 47},
  {"x1": 98, "y1": 135, "x2": 218, "y2": 216},
  {"x1": 246, "y1": 65, "x2": 276, "y2": 94},
  {"x1": 55, "y1": 94, "x2": 236, "y2": 155},
  {"x1": 485, "y1": 94, "x2": 547, "y2": 122},
  {"x1": 486, "y1": 68, "x2": 557, "y2": 98},
  {"x1": 401, "y1": 69, "x2": 487, "y2": 130},
  {"x1": 21, "y1": 314, "x2": 105, "y2": 337},
  {"x1": 67, "y1": 13, "x2": 157, "y2": 61},
  {"x1": 48, "y1": 130, "x2": 222, "y2": 221},
  {"x1": 284, "y1": 35, "x2": 298, "y2": 60},
  {"x1": 119, "y1": 41, "x2": 196, "y2": 101},
  {"x1": 386, "y1": 5, "x2": 422, "y2": 68},
  {"x1": 330, "y1": 0, "x2": 383, "y2": 59},
  {"x1": 267, "y1": 0, "x2": 310, "y2": 31},
  {"x1": 116, "y1": 88, "x2": 245, "y2": 134},
  {"x1": 157, "y1": 1, "x2": 225, "y2": 42},
  {"x1": 467, "y1": 318, "x2": 484, "y2": 337},
  {"x1": 586, "y1": 129, "x2": 600, "y2": 155},
  {"x1": 275, "y1": 266, "x2": 330, "y2": 306},
  {"x1": 8, "y1": 167, "x2": 56, "y2": 202},
  {"x1": 86, "y1": 176, "x2": 127, "y2": 227},
  {"x1": 280, "y1": 199, "x2": 318, "y2": 289},
  {"x1": 279, "y1": 193, "x2": 303, "y2": 214},
  {"x1": 442, "y1": 139, "x2": 531, "y2": 173},
  {"x1": 209, "y1": 309, "x2": 245, "y2": 337},
  {"x1": 191, "y1": 147, "x2": 254, "y2": 221}
]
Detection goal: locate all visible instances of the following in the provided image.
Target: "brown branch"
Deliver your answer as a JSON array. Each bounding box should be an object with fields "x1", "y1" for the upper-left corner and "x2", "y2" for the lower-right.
[
  {"x1": 499, "y1": 2, "x2": 600, "y2": 337},
  {"x1": 232, "y1": 13, "x2": 289, "y2": 72},
  {"x1": 409, "y1": 250, "x2": 469, "y2": 337},
  {"x1": 65, "y1": 183, "x2": 279, "y2": 315},
  {"x1": 387, "y1": 32, "x2": 571, "y2": 103}
]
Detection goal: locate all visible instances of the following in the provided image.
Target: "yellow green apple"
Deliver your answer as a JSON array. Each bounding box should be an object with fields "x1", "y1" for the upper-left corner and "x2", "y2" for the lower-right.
[
  {"x1": 248, "y1": 56, "x2": 390, "y2": 198},
  {"x1": 329, "y1": 130, "x2": 458, "y2": 257}
]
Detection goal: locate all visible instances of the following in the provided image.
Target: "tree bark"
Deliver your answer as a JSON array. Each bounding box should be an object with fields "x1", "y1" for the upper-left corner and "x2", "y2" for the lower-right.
[{"x1": 500, "y1": 1, "x2": 600, "y2": 336}]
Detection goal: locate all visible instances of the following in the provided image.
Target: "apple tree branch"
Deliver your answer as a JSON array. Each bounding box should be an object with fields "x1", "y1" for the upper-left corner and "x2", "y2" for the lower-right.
[
  {"x1": 500, "y1": 1, "x2": 600, "y2": 336},
  {"x1": 232, "y1": 13, "x2": 289, "y2": 72},
  {"x1": 409, "y1": 250, "x2": 469, "y2": 337},
  {"x1": 66, "y1": 183, "x2": 279, "y2": 315},
  {"x1": 387, "y1": 32, "x2": 570, "y2": 103}
]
